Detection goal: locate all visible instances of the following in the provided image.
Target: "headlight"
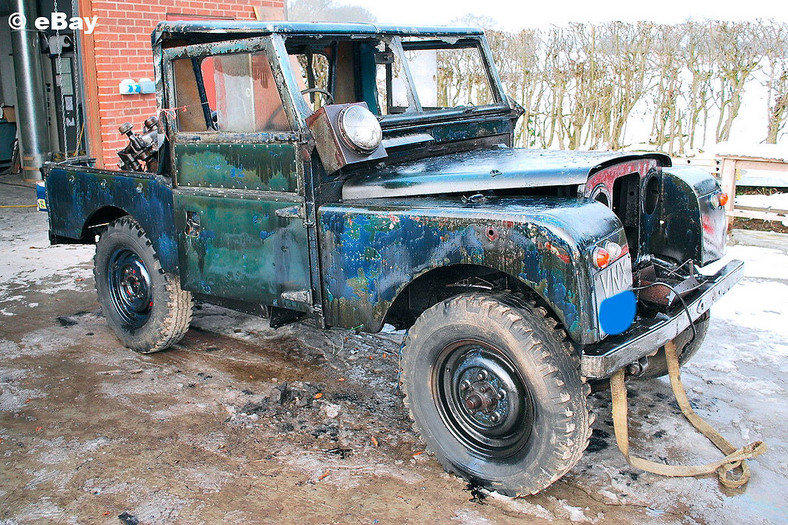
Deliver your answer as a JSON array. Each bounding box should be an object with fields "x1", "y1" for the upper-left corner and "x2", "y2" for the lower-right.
[{"x1": 337, "y1": 105, "x2": 382, "y2": 154}]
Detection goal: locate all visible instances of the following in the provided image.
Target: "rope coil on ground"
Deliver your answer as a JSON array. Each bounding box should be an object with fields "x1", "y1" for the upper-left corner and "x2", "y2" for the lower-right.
[{"x1": 610, "y1": 341, "x2": 767, "y2": 489}]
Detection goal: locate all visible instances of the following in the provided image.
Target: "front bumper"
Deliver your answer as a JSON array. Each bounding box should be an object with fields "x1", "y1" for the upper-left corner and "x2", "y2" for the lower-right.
[{"x1": 580, "y1": 260, "x2": 744, "y2": 379}]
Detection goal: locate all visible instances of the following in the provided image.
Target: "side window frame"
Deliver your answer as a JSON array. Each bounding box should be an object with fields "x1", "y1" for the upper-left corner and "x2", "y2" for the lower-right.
[{"x1": 161, "y1": 35, "x2": 310, "y2": 186}]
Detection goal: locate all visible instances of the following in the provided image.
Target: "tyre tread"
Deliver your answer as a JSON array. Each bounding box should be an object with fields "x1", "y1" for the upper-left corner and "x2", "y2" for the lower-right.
[
  {"x1": 399, "y1": 292, "x2": 593, "y2": 496},
  {"x1": 94, "y1": 216, "x2": 193, "y2": 353}
]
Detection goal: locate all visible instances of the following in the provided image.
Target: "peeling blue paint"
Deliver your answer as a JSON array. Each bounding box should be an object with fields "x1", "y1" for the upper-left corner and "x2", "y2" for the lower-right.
[
  {"x1": 319, "y1": 196, "x2": 625, "y2": 343},
  {"x1": 45, "y1": 167, "x2": 179, "y2": 273}
]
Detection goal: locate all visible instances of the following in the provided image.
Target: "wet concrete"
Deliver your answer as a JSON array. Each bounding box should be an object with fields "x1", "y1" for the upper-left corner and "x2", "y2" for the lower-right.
[{"x1": 1, "y1": 177, "x2": 786, "y2": 524}]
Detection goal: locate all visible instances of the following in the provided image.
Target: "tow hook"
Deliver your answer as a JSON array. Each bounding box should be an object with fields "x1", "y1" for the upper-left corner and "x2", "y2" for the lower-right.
[{"x1": 626, "y1": 356, "x2": 649, "y2": 377}]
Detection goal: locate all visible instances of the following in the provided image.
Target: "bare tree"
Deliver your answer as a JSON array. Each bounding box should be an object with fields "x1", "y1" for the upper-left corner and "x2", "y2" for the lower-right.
[
  {"x1": 598, "y1": 23, "x2": 654, "y2": 149},
  {"x1": 680, "y1": 22, "x2": 715, "y2": 150},
  {"x1": 287, "y1": 0, "x2": 376, "y2": 23},
  {"x1": 649, "y1": 24, "x2": 685, "y2": 154},
  {"x1": 761, "y1": 21, "x2": 788, "y2": 144},
  {"x1": 711, "y1": 21, "x2": 762, "y2": 142},
  {"x1": 487, "y1": 29, "x2": 544, "y2": 147}
]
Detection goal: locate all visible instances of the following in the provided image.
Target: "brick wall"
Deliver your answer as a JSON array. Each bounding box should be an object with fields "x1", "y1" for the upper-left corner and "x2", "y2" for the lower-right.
[{"x1": 86, "y1": 0, "x2": 285, "y2": 168}]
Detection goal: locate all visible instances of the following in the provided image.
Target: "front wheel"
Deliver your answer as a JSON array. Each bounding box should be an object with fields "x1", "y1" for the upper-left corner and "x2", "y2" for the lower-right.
[
  {"x1": 94, "y1": 217, "x2": 193, "y2": 353},
  {"x1": 399, "y1": 292, "x2": 592, "y2": 496}
]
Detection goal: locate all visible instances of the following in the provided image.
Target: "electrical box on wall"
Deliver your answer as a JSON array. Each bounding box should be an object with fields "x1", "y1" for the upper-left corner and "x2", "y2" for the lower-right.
[
  {"x1": 119, "y1": 78, "x2": 155, "y2": 95},
  {"x1": 46, "y1": 35, "x2": 72, "y2": 56}
]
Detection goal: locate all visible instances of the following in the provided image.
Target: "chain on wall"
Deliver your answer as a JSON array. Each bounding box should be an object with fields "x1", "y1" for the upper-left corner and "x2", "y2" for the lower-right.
[
  {"x1": 70, "y1": 0, "x2": 82, "y2": 156},
  {"x1": 53, "y1": 0, "x2": 69, "y2": 159}
]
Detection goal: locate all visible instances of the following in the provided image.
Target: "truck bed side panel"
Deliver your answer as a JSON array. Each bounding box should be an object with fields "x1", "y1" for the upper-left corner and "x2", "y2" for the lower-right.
[{"x1": 45, "y1": 166, "x2": 179, "y2": 273}]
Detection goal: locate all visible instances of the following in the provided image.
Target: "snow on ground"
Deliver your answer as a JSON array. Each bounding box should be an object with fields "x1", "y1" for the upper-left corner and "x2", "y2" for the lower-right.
[
  {"x1": 0, "y1": 197, "x2": 94, "y2": 309},
  {"x1": 573, "y1": 233, "x2": 788, "y2": 525}
]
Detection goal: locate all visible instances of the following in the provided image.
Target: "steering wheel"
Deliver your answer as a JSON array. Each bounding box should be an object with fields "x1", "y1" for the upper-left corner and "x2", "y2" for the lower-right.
[{"x1": 301, "y1": 87, "x2": 334, "y2": 105}]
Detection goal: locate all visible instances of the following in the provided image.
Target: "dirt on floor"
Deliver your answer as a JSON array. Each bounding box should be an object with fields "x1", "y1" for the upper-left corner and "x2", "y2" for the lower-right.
[{"x1": 1, "y1": 177, "x2": 786, "y2": 525}]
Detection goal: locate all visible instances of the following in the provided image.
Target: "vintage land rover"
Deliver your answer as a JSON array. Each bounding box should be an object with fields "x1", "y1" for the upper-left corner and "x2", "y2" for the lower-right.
[{"x1": 42, "y1": 22, "x2": 743, "y2": 495}]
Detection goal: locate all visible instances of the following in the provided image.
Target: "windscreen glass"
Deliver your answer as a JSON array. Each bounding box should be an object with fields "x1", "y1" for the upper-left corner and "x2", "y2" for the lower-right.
[
  {"x1": 399, "y1": 39, "x2": 496, "y2": 111},
  {"x1": 284, "y1": 36, "x2": 501, "y2": 118}
]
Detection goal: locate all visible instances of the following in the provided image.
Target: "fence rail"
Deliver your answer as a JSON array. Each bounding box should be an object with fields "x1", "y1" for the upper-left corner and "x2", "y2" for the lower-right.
[{"x1": 717, "y1": 154, "x2": 788, "y2": 227}]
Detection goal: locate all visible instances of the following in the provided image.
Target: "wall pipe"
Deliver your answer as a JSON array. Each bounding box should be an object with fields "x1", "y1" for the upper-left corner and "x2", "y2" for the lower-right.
[{"x1": 10, "y1": 0, "x2": 50, "y2": 181}]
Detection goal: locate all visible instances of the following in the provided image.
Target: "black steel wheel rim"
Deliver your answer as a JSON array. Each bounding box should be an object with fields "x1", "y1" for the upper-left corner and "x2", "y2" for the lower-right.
[
  {"x1": 433, "y1": 339, "x2": 534, "y2": 459},
  {"x1": 107, "y1": 248, "x2": 152, "y2": 328}
]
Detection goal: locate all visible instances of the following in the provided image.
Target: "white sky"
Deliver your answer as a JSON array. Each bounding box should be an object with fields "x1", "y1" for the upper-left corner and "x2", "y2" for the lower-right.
[{"x1": 333, "y1": 0, "x2": 788, "y2": 31}]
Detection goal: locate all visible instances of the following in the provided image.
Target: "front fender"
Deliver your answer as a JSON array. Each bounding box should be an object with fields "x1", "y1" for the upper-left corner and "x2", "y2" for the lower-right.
[{"x1": 318, "y1": 196, "x2": 625, "y2": 343}]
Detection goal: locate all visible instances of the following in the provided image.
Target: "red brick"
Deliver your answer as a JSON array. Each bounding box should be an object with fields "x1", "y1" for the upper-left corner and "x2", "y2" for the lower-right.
[{"x1": 89, "y1": 0, "x2": 283, "y2": 166}]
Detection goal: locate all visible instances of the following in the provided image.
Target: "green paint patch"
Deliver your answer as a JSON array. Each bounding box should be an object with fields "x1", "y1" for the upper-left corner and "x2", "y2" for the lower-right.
[{"x1": 175, "y1": 143, "x2": 299, "y2": 192}]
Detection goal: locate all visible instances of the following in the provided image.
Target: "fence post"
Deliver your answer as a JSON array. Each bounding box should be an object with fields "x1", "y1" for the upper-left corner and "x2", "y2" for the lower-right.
[{"x1": 719, "y1": 156, "x2": 737, "y2": 230}]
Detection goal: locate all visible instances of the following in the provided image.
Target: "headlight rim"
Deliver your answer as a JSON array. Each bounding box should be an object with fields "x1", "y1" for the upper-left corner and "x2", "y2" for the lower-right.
[{"x1": 337, "y1": 104, "x2": 382, "y2": 155}]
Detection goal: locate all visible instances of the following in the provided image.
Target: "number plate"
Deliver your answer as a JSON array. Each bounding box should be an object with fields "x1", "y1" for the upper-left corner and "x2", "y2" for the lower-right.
[
  {"x1": 593, "y1": 255, "x2": 633, "y2": 336},
  {"x1": 594, "y1": 255, "x2": 633, "y2": 303}
]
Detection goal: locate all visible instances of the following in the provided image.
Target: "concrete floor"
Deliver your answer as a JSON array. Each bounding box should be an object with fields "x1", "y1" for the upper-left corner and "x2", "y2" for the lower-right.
[{"x1": 1, "y1": 177, "x2": 786, "y2": 524}]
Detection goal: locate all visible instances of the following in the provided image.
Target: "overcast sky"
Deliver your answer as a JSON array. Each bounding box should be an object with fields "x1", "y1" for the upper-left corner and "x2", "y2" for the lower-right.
[{"x1": 333, "y1": 0, "x2": 788, "y2": 30}]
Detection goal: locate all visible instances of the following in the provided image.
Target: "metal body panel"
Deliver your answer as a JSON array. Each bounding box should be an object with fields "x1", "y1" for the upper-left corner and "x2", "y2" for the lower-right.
[
  {"x1": 44, "y1": 166, "x2": 179, "y2": 273},
  {"x1": 342, "y1": 148, "x2": 670, "y2": 200},
  {"x1": 581, "y1": 260, "x2": 744, "y2": 378},
  {"x1": 644, "y1": 167, "x2": 726, "y2": 266},
  {"x1": 175, "y1": 142, "x2": 300, "y2": 192},
  {"x1": 173, "y1": 188, "x2": 312, "y2": 311},
  {"x1": 162, "y1": 36, "x2": 316, "y2": 311},
  {"x1": 152, "y1": 22, "x2": 486, "y2": 48},
  {"x1": 318, "y1": 196, "x2": 626, "y2": 343}
]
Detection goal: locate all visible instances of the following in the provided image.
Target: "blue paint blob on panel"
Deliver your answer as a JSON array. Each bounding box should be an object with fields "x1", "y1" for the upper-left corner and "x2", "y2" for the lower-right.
[{"x1": 599, "y1": 290, "x2": 636, "y2": 335}]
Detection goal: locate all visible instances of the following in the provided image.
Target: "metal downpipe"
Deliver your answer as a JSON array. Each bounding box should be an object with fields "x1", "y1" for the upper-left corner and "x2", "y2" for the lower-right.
[{"x1": 10, "y1": 0, "x2": 50, "y2": 181}]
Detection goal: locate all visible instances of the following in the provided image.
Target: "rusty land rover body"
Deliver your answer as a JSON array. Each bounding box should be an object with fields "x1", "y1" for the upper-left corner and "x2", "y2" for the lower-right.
[{"x1": 42, "y1": 22, "x2": 742, "y2": 495}]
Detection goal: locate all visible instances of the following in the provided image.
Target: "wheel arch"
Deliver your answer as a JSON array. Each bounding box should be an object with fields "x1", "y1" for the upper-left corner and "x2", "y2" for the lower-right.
[
  {"x1": 383, "y1": 263, "x2": 568, "y2": 335},
  {"x1": 81, "y1": 206, "x2": 130, "y2": 241},
  {"x1": 45, "y1": 168, "x2": 179, "y2": 273},
  {"x1": 80, "y1": 206, "x2": 179, "y2": 274},
  {"x1": 318, "y1": 201, "x2": 605, "y2": 342},
  {"x1": 86, "y1": 206, "x2": 179, "y2": 274}
]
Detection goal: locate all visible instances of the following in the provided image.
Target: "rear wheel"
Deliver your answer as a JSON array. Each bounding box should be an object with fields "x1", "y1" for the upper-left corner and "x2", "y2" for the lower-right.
[
  {"x1": 94, "y1": 216, "x2": 193, "y2": 353},
  {"x1": 400, "y1": 292, "x2": 592, "y2": 496}
]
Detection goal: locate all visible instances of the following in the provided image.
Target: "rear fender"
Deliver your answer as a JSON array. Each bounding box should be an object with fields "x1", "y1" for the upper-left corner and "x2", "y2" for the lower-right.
[{"x1": 45, "y1": 167, "x2": 179, "y2": 273}]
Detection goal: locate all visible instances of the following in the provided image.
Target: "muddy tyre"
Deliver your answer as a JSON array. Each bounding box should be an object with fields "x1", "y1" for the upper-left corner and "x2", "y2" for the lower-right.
[
  {"x1": 639, "y1": 311, "x2": 710, "y2": 380},
  {"x1": 94, "y1": 216, "x2": 193, "y2": 353},
  {"x1": 399, "y1": 292, "x2": 592, "y2": 496}
]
